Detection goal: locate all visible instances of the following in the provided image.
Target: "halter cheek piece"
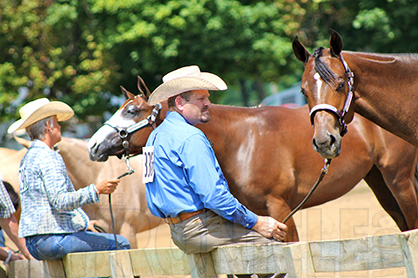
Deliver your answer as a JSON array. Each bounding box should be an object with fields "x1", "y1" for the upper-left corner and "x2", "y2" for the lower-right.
[
  {"x1": 309, "y1": 54, "x2": 354, "y2": 137},
  {"x1": 104, "y1": 103, "x2": 162, "y2": 156}
]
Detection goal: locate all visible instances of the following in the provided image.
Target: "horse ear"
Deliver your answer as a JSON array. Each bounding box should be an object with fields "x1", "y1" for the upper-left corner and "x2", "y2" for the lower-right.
[
  {"x1": 120, "y1": 86, "x2": 135, "y2": 99},
  {"x1": 292, "y1": 36, "x2": 310, "y2": 63},
  {"x1": 137, "y1": 75, "x2": 151, "y2": 100},
  {"x1": 329, "y1": 29, "x2": 343, "y2": 57}
]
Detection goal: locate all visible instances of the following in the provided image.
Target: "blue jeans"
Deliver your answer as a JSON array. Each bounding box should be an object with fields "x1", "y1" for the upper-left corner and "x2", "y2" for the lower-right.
[{"x1": 25, "y1": 231, "x2": 130, "y2": 260}]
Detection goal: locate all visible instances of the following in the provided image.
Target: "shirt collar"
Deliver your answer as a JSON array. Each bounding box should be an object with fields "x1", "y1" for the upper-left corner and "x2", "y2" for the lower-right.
[
  {"x1": 31, "y1": 139, "x2": 54, "y2": 150},
  {"x1": 166, "y1": 111, "x2": 190, "y2": 125}
]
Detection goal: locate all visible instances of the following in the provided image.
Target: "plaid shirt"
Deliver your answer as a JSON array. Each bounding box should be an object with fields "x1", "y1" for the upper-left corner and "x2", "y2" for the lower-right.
[
  {"x1": 0, "y1": 172, "x2": 16, "y2": 218},
  {"x1": 18, "y1": 140, "x2": 99, "y2": 237}
]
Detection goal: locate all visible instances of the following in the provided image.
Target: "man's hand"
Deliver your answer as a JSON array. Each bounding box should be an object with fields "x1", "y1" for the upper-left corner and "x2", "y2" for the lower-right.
[
  {"x1": 95, "y1": 179, "x2": 120, "y2": 194},
  {"x1": 252, "y1": 216, "x2": 287, "y2": 241}
]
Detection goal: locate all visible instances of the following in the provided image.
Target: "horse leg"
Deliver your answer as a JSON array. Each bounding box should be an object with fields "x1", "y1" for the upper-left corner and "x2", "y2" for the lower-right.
[
  {"x1": 119, "y1": 221, "x2": 138, "y2": 248},
  {"x1": 266, "y1": 198, "x2": 299, "y2": 242},
  {"x1": 377, "y1": 163, "x2": 418, "y2": 230},
  {"x1": 364, "y1": 166, "x2": 408, "y2": 231},
  {"x1": 282, "y1": 216, "x2": 299, "y2": 242}
]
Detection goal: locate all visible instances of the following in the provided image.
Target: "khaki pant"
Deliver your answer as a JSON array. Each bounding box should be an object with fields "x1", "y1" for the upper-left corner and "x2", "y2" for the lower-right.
[{"x1": 169, "y1": 210, "x2": 275, "y2": 254}]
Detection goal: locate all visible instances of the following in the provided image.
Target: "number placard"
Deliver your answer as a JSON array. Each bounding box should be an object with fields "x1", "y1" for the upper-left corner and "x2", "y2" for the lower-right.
[{"x1": 142, "y1": 146, "x2": 155, "y2": 183}]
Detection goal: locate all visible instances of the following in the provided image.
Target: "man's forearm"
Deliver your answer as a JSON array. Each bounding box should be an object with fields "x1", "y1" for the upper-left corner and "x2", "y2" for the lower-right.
[{"x1": 0, "y1": 216, "x2": 31, "y2": 259}]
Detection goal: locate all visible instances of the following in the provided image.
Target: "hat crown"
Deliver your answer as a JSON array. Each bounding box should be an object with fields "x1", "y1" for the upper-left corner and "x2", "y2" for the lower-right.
[
  {"x1": 162, "y1": 65, "x2": 201, "y2": 83},
  {"x1": 19, "y1": 98, "x2": 50, "y2": 120}
]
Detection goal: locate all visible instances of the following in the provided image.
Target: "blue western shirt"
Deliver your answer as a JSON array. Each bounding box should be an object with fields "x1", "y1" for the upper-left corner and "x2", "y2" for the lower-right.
[
  {"x1": 145, "y1": 111, "x2": 258, "y2": 228},
  {"x1": 18, "y1": 140, "x2": 98, "y2": 237}
]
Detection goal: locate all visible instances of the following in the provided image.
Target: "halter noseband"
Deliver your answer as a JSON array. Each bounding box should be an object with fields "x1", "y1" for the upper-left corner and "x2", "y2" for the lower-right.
[
  {"x1": 309, "y1": 54, "x2": 354, "y2": 137},
  {"x1": 104, "y1": 102, "x2": 162, "y2": 156}
]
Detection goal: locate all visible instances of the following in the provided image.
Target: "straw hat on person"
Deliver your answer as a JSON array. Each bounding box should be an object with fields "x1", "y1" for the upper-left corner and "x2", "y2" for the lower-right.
[
  {"x1": 148, "y1": 65, "x2": 228, "y2": 105},
  {"x1": 8, "y1": 98, "x2": 74, "y2": 134}
]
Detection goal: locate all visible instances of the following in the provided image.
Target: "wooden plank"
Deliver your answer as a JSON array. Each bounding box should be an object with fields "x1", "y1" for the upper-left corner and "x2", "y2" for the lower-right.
[
  {"x1": 403, "y1": 229, "x2": 418, "y2": 277},
  {"x1": 310, "y1": 233, "x2": 405, "y2": 272},
  {"x1": 109, "y1": 251, "x2": 134, "y2": 278},
  {"x1": 8, "y1": 259, "x2": 46, "y2": 278},
  {"x1": 63, "y1": 251, "x2": 113, "y2": 278},
  {"x1": 129, "y1": 247, "x2": 190, "y2": 276},
  {"x1": 38, "y1": 229, "x2": 418, "y2": 277},
  {"x1": 211, "y1": 243, "x2": 291, "y2": 276}
]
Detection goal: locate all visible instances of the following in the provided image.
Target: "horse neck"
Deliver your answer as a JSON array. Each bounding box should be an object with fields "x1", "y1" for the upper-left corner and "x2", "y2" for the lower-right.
[
  {"x1": 344, "y1": 51, "x2": 418, "y2": 145},
  {"x1": 197, "y1": 105, "x2": 257, "y2": 158},
  {"x1": 57, "y1": 137, "x2": 101, "y2": 190}
]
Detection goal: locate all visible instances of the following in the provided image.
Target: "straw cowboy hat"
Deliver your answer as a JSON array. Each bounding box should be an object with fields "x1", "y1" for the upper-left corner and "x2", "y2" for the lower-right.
[
  {"x1": 148, "y1": 65, "x2": 228, "y2": 105},
  {"x1": 8, "y1": 98, "x2": 74, "y2": 134}
]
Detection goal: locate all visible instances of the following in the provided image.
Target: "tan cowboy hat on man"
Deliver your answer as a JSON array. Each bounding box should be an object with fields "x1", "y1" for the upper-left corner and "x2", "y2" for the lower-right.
[
  {"x1": 8, "y1": 98, "x2": 74, "y2": 134},
  {"x1": 148, "y1": 65, "x2": 228, "y2": 105}
]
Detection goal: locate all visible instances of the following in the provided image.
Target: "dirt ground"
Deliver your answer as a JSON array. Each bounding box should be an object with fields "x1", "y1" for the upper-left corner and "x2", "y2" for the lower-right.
[{"x1": 135, "y1": 180, "x2": 409, "y2": 277}]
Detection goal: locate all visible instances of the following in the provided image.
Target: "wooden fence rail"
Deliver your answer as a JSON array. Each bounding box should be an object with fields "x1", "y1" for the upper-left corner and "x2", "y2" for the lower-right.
[{"x1": 8, "y1": 229, "x2": 418, "y2": 277}]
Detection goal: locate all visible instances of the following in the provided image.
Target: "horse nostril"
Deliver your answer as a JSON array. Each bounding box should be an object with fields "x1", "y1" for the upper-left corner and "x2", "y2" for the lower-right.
[
  {"x1": 312, "y1": 138, "x2": 319, "y2": 149},
  {"x1": 329, "y1": 134, "x2": 336, "y2": 147}
]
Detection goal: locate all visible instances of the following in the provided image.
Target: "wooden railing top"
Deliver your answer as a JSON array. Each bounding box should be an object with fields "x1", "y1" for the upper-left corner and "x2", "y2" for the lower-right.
[{"x1": 9, "y1": 228, "x2": 418, "y2": 278}]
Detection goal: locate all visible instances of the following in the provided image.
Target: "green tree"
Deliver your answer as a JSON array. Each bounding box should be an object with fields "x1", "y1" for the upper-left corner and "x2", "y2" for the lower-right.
[
  {"x1": 3, "y1": 0, "x2": 416, "y2": 126},
  {"x1": 294, "y1": 0, "x2": 418, "y2": 53},
  {"x1": 0, "y1": 0, "x2": 120, "y2": 122},
  {"x1": 90, "y1": 0, "x2": 304, "y2": 106}
]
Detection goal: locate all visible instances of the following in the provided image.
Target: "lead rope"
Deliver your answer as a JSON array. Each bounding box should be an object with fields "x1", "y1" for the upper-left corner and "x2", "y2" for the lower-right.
[
  {"x1": 282, "y1": 159, "x2": 331, "y2": 224},
  {"x1": 109, "y1": 155, "x2": 135, "y2": 250}
]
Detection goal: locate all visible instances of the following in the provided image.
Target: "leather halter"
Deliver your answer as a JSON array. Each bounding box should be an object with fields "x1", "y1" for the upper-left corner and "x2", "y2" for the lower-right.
[
  {"x1": 104, "y1": 103, "x2": 162, "y2": 156},
  {"x1": 309, "y1": 54, "x2": 354, "y2": 137}
]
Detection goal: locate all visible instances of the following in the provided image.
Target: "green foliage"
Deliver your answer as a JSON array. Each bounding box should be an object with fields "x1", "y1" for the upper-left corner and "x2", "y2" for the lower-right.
[{"x1": 1, "y1": 0, "x2": 417, "y2": 124}]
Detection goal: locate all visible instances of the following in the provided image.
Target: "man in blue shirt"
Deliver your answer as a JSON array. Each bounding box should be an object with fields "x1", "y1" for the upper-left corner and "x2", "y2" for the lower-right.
[{"x1": 145, "y1": 66, "x2": 287, "y2": 255}]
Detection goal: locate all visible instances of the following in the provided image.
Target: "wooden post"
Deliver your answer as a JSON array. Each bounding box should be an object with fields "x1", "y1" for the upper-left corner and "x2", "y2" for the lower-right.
[
  {"x1": 109, "y1": 251, "x2": 134, "y2": 278},
  {"x1": 43, "y1": 260, "x2": 65, "y2": 278},
  {"x1": 402, "y1": 230, "x2": 418, "y2": 277},
  {"x1": 187, "y1": 252, "x2": 217, "y2": 278},
  {"x1": 286, "y1": 242, "x2": 315, "y2": 277}
]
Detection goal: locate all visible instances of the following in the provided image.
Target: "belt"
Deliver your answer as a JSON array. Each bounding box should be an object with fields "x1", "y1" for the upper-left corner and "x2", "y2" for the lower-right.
[{"x1": 164, "y1": 209, "x2": 205, "y2": 225}]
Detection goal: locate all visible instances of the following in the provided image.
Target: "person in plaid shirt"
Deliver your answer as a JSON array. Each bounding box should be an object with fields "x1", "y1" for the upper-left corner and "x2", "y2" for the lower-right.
[
  {"x1": 0, "y1": 173, "x2": 32, "y2": 263},
  {"x1": 8, "y1": 98, "x2": 130, "y2": 260}
]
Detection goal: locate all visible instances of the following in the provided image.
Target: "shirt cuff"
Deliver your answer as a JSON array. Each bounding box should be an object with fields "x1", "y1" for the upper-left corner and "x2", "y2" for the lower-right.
[
  {"x1": 246, "y1": 211, "x2": 258, "y2": 229},
  {"x1": 90, "y1": 184, "x2": 100, "y2": 203}
]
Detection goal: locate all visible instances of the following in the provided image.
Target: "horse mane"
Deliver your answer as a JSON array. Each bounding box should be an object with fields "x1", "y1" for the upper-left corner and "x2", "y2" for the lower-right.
[{"x1": 313, "y1": 47, "x2": 337, "y2": 86}]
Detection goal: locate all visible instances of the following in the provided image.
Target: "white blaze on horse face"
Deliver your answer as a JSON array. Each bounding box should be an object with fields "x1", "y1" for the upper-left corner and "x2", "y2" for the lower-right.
[{"x1": 313, "y1": 72, "x2": 323, "y2": 100}]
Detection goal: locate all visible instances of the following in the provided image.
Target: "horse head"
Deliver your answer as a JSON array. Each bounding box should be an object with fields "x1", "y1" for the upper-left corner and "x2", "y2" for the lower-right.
[
  {"x1": 292, "y1": 29, "x2": 355, "y2": 159},
  {"x1": 88, "y1": 76, "x2": 165, "y2": 161}
]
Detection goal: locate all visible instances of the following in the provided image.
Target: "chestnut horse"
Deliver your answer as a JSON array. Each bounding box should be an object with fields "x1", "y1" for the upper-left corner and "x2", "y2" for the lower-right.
[
  {"x1": 293, "y1": 29, "x2": 418, "y2": 158},
  {"x1": 88, "y1": 79, "x2": 418, "y2": 242},
  {"x1": 0, "y1": 137, "x2": 162, "y2": 248}
]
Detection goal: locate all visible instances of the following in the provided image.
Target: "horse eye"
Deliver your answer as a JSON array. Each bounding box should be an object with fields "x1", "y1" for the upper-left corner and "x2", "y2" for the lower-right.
[
  {"x1": 125, "y1": 106, "x2": 139, "y2": 117},
  {"x1": 300, "y1": 88, "x2": 306, "y2": 96},
  {"x1": 337, "y1": 82, "x2": 345, "y2": 91}
]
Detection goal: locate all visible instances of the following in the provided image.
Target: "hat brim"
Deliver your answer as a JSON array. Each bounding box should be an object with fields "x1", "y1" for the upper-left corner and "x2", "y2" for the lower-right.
[
  {"x1": 148, "y1": 73, "x2": 227, "y2": 105},
  {"x1": 8, "y1": 102, "x2": 74, "y2": 134}
]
